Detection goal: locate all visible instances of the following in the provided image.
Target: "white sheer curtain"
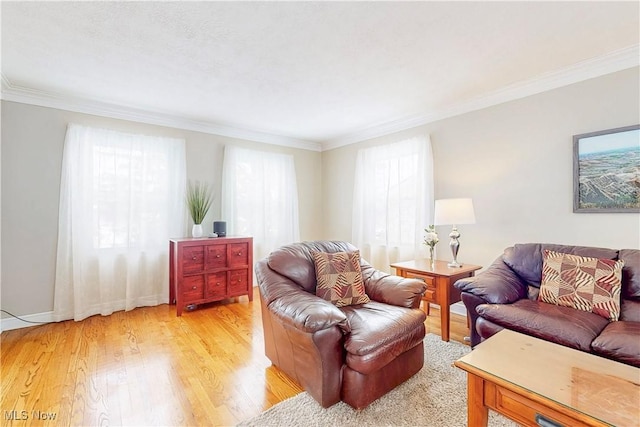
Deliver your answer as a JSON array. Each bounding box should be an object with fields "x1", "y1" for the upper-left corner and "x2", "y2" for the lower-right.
[
  {"x1": 352, "y1": 135, "x2": 434, "y2": 272},
  {"x1": 221, "y1": 145, "x2": 300, "y2": 263},
  {"x1": 53, "y1": 124, "x2": 186, "y2": 321}
]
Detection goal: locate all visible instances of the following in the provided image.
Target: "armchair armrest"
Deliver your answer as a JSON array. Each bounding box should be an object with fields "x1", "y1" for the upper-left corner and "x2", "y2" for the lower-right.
[
  {"x1": 256, "y1": 260, "x2": 350, "y2": 334},
  {"x1": 269, "y1": 292, "x2": 350, "y2": 334},
  {"x1": 454, "y1": 257, "x2": 527, "y2": 304},
  {"x1": 361, "y1": 262, "x2": 426, "y2": 309}
]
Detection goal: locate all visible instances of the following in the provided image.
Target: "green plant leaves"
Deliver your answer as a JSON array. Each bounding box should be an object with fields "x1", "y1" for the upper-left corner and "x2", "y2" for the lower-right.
[{"x1": 186, "y1": 180, "x2": 213, "y2": 225}]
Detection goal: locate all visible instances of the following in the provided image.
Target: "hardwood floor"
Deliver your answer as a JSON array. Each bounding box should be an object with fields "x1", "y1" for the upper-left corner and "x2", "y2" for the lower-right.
[{"x1": 0, "y1": 296, "x2": 469, "y2": 426}]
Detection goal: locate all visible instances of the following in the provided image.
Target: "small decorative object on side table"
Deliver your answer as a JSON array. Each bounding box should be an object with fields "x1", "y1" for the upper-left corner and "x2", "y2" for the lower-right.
[
  {"x1": 390, "y1": 259, "x2": 481, "y2": 342},
  {"x1": 423, "y1": 224, "x2": 439, "y2": 269}
]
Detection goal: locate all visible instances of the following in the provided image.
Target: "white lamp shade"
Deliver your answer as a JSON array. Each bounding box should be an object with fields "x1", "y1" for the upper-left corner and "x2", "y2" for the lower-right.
[{"x1": 434, "y1": 198, "x2": 476, "y2": 225}]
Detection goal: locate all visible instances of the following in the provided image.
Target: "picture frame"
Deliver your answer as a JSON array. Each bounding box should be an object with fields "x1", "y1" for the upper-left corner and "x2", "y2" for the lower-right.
[{"x1": 573, "y1": 124, "x2": 640, "y2": 213}]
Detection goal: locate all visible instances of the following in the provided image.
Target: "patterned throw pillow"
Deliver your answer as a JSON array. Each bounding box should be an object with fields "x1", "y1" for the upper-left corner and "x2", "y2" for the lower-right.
[
  {"x1": 313, "y1": 250, "x2": 370, "y2": 307},
  {"x1": 538, "y1": 249, "x2": 625, "y2": 321}
]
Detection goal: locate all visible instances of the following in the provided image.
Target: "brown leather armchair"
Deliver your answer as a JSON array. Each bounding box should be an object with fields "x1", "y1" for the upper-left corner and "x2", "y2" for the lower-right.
[{"x1": 256, "y1": 241, "x2": 427, "y2": 409}]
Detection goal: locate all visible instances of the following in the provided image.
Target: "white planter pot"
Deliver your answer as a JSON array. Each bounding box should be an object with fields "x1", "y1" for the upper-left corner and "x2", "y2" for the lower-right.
[{"x1": 192, "y1": 224, "x2": 204, "y2": 238}]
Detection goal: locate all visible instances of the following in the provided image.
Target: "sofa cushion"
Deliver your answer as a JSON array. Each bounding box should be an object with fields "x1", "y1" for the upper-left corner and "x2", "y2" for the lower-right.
[
  {"x1": 539, "y1": 250, "x2": 624, "y2": 321},
  {"x1": 503, "y1": 243, "x2": 618, "y2": 287},
  {"x1": 591, "y1": 321, "x2": 640, "y2": 368},
  {"x1": 313, "y1": 250, "x2": 370, "y2": 307},
  {"x1": 341, "y1": 301, "x2": 426, "y2": 375},
  {"x1": 620, "y1": 249, "x2": 640, "y2": 300},
  {"x1": 476, "y1": 299, "x2": 609, "y2": 352}
]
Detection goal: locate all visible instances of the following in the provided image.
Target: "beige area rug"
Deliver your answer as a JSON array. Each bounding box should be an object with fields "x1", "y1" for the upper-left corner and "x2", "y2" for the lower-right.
[{"x1": 238, "y1": 334, "x2": 517, "y2": 427}]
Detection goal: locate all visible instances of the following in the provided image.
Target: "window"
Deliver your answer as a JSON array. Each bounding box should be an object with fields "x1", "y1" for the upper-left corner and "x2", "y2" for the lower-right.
[
  {"x1": 91, "y1": 141, "x2": 175, "y2": 249},
  {"x1": 221, "y1": 146, "x2": 300, "y2": 263},
  {"x1": 54, "y1": 124, "x2": 186, "y2": 321},
  {"x1": 352, "y1": 135, "x2": 434, "y2": 270}
]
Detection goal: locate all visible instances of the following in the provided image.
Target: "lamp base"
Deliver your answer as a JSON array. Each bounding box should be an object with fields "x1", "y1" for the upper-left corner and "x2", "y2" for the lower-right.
[
  {"x1": 448, "y1": 226, "x2": 463, "y2": 268},
  {"x1": 447, "y1": 260, "x2": 463, "y2": 268}
]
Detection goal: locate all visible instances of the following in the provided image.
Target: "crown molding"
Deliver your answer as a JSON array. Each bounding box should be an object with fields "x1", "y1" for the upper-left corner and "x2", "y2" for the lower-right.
[
  {"x1": 0, "y1": 75, "x2": 322, "y2": 152},
  {"x1": 321, "y1": 44, "x2": 640, "y2": 151},
  {"x1": 2, "y1": 44, "x2": 638, "y2": 153}
]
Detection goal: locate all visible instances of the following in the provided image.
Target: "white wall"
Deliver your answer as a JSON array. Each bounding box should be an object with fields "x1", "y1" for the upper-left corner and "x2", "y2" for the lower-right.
[
  {"x1": 323, "y1": 67, "x2": 640, "y2": 270},
  {"x1": 3, "y1": 67, "x2": 639, "y2": 321},
  {"x1": 1, "y1": 101, "x2": 322, "y2": 318}
]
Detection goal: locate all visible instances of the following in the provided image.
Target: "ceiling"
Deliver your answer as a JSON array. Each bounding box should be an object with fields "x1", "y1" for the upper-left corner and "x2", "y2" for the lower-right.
[{"x1": 2, "y1": 1, "x2": 639, "y2": 151}]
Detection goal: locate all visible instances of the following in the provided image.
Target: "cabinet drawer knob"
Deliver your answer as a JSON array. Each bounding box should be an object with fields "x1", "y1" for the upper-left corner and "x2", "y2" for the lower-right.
[
  {"x1": 192, "y1": 256, "x2": 197, "y2": 260},
  {"x1": 216, "y1": 282, "x2": 221, "y2": 286},
  {"x1": 192, "y1": 286, "x2": 197, "y2": 290},
  {"x1": 216, "y1": 254, "x2": 221, "y2": 258},
  {"x1": 237, "y1": 252, "x2": 242, "y2": 256}
]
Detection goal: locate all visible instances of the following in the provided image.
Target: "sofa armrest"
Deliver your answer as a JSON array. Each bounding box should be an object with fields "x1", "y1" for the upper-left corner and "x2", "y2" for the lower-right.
[
  {"x1": 256, "y1": 259, "x2": 350, "y2": 334},
  {"x1": 361, "y1": 262, "x2": 426, "y2": 309},
  {"x1": 454, "y1": 257, "x2": 527, "y2": 304}
]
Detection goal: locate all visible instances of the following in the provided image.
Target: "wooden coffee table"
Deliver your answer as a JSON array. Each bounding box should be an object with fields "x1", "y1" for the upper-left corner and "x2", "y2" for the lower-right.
[
  {"x1": 454, "y1": 330, "x2": 640, "y2": 427},
  {"x1": 391, "y1": 259, "x2": 481, "y2": 341}
]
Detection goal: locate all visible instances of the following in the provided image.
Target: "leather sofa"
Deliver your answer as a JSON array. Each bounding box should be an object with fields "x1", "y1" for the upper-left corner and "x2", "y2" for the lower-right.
[
  {"x1": 255, "y1": 241, "x2": 427, "y2": 409},
  {"x1": 455, "y1": 243, "x2": 640, "y2": 367}
]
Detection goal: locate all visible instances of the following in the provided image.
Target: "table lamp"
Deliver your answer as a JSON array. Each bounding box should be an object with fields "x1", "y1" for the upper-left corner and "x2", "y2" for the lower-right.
[{"x1": 434, "y1": 198, "x2": 476, "y2": 268}]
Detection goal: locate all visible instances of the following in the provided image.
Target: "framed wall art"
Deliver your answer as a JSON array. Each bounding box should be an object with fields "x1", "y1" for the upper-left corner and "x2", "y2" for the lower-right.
[{"x1": 573, "y1": 124, "x2": 640, "y2": 213}]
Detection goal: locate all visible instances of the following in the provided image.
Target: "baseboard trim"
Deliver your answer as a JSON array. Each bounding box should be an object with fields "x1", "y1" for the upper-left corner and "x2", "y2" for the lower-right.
[
  {"x1": 1, "y1": 311, "x2": 55, "y2": 333},
  {"x1": 1, "y1": 303, "x2": 466, "y2": 333},
  {"x1": 451, "y1": 302, "x2": 467, "y2": 317},
  {"x1": 431, "y1": 302, "x2": 467, "y2": 317}
]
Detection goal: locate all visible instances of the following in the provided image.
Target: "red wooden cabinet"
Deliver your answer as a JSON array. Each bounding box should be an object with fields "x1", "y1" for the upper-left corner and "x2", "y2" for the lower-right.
[{"x1": 169, "y1": 236, "x2": 253, "y2": 316}]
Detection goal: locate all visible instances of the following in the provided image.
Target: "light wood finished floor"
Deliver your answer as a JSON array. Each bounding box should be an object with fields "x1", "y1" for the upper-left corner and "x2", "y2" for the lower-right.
[{"x1": 0, "y1": 296, "x2": 469, "y2": 426}]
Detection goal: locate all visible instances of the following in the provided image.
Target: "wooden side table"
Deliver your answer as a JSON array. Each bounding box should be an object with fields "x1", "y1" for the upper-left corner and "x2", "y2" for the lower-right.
[{"x1": 391, "y1": 259, "x2": 481, "y2": 342}]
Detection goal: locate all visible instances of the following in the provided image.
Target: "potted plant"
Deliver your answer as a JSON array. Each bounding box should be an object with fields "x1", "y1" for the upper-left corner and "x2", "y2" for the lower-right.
[{"x1": 186, "y1": 180, "x2": 213, "y2": 237}]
